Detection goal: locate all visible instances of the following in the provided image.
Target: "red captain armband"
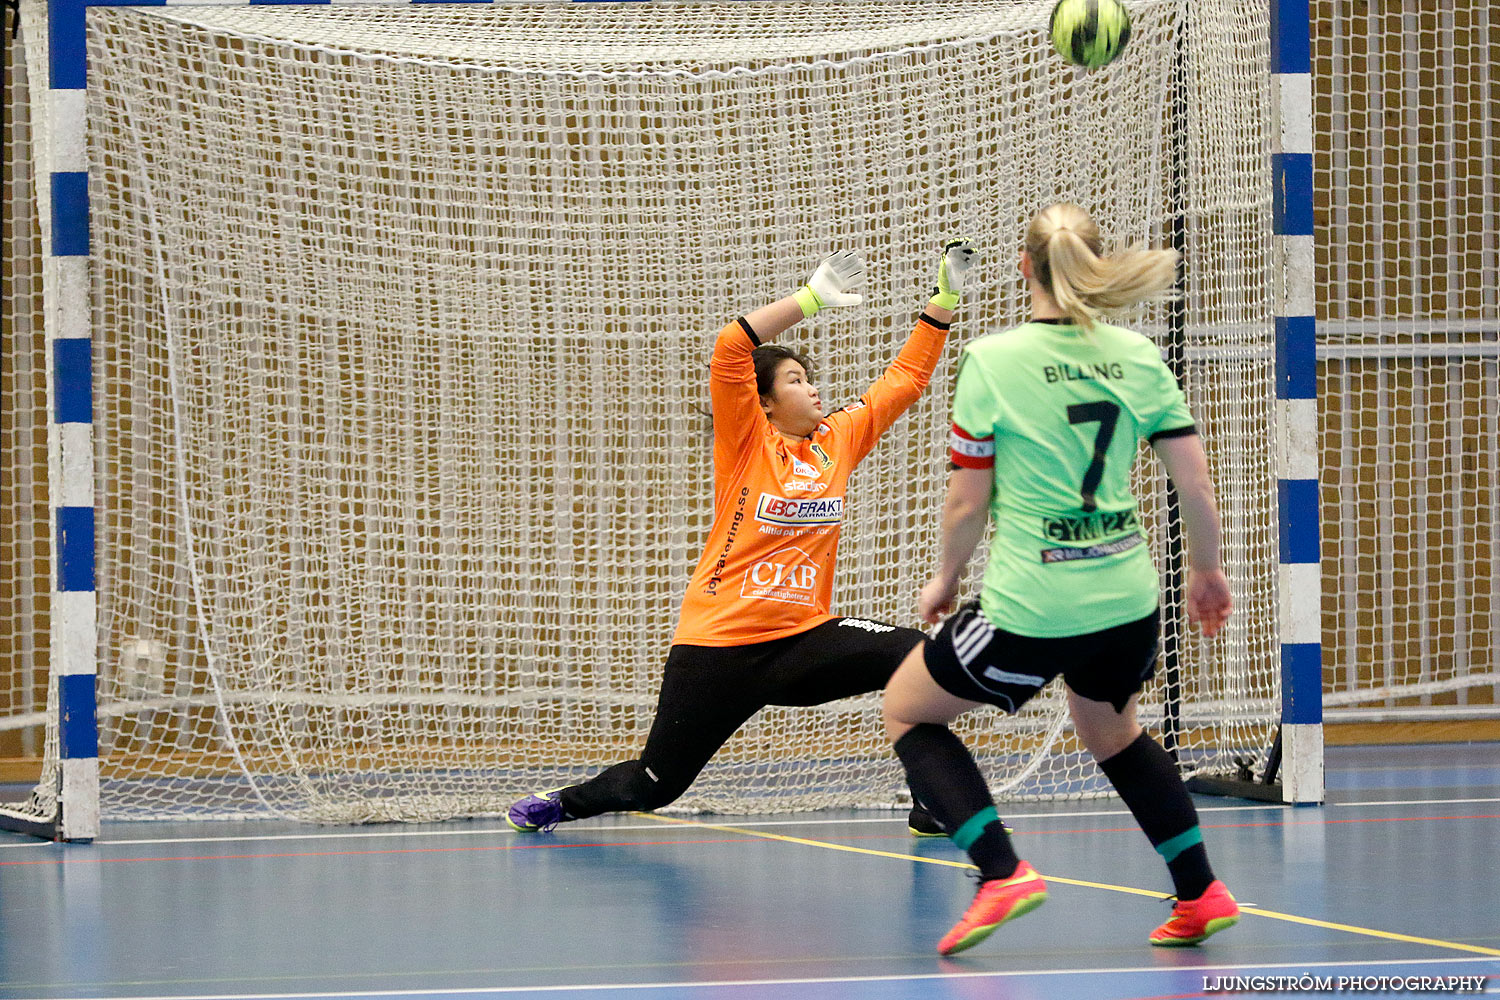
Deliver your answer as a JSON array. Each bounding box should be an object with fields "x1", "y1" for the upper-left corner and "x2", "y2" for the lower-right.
[{"x1": 949, "y1": 423, "x2": 995, "y2": 469}]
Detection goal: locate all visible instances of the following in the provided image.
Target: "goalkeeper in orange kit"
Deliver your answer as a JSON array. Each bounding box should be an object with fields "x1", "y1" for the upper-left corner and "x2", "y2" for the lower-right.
[{"x1": 508, "y1": 242, "x2": 997, "y2": 837}]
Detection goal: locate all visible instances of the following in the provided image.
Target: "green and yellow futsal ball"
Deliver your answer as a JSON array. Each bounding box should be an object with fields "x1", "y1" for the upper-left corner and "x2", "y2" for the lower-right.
[{"x1": 1050, "y1": 0, "x2": 1132, "y2": 69}]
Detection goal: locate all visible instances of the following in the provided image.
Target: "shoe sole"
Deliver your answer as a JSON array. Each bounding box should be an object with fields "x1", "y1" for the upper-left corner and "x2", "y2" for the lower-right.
[
  {"x1": 938, "y1": 889, "x2": 1048, "y2": 956},
  {"x1": 909, "y1": 823, "x2": 1015, "y2": 839},
  {"x1": 1149, "y1": 912, "x2": 1240, "y2": 947}
]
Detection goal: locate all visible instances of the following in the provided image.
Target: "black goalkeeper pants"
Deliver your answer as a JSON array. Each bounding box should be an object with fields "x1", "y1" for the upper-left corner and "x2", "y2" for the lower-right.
[{"x1": 559, "y1": 616, "x2": 926, "y2": 819}]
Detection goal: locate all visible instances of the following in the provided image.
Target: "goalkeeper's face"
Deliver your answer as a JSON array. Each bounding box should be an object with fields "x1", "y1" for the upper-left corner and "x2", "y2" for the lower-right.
[{"x1": 760, "y1": 359, "x2": 824, "y2": 438}]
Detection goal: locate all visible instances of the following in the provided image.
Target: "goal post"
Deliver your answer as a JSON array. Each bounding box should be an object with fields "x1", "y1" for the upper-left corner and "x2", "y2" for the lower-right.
[
  {"x1": 4, "y1": 0, "x2": 1294, "y2": 837},
  {"x1": 1269, "y1": 0, "x2": 1325, "y2": 806},
  {"x1": 1184, "y1": 0, "x2": 1325, "y2": 806},
  {"x1": 3, "y1": 0, "x2": 103, "y2": 841}
]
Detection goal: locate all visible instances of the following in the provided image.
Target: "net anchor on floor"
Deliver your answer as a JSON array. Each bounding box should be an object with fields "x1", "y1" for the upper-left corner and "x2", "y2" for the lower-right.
[{"x1": 1184, "y1": 725, "x2": 1285, "y2": 804}]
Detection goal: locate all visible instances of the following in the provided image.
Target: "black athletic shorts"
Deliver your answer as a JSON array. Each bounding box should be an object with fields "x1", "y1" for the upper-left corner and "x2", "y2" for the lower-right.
[
  {"x1": 924, "y1": 601, "x2": 1160, "y2": 714},
  {"x1": 561, "y1": 615, "x2": 929, "y2": 819},
  {"x1": 660, "y1": 615, "x2": 927, "y2": 714}
]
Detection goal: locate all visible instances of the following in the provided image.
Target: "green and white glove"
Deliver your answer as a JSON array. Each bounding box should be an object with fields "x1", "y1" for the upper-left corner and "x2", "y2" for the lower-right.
[
  {"x1": 794, "y1": 250, "x2": 866, "y2": 318},
  {"x1": 929, "y1": 238, "x2": 978, "y2": 311}
]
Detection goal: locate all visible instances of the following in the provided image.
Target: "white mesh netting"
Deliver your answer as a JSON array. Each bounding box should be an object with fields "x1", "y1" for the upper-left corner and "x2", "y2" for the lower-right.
[
  {"x1": 3, "y1": 4, "x2": 61, "y2": 825},
  {"x1": 6, "y1": 0, "x2": 1278, "y2": 823},
  {"x1": 1313, "y1": 5, "x2": 1499, "y2": 720}
]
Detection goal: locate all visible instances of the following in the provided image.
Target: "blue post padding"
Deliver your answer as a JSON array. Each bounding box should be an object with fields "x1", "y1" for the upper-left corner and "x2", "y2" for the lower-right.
[
  {"x1": 50, "y1": 0, "x2": 165, "y2": 89},
  {"x1": 54, "y1": 338, "x2": 93, "y2": 424},
  {"x1": 1281, "y1": 642, "x2": 1323, "y2": 724},
  {"x1": 1270, "y1": 0, "x2": 1312, "y2": 75},
  {"x1": 1277, "y1": 479, "x2": 1320, "y2": 564},
  {"x1": 57, "y1": 506, "x2": 96, "y2": 593},
  {"x1": 1274, "y1": 316, "x2": 1317, "y2": 400},
  {"x1": 51, "y1": 172, "x2": 90, "y2": 257},
  {"x1": 48, "y1": 0, "x2": 89, "y2": 89},
  {"x1": 1273, "y1": 153, "x2": 1314, "y2": 236},
  {"x1": 59, "y1": 673, "x2": 99, "y2": 760}
]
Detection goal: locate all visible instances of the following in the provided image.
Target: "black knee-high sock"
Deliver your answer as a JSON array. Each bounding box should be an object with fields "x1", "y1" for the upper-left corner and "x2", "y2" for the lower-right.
[
  {"x1": 894, "y1": 723, "x2": 1019, "y2": 881},
  {"x1": 1097, "y1": 730, "x2": 1215, "y2": 900},
  {"x1": 559, "y1": 759, "x2": 685, "y2": 820}
]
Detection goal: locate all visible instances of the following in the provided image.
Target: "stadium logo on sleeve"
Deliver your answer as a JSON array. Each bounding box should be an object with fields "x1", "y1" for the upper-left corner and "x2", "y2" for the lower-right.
[{"x1": 754, "y1": 494, "x2": 844, "y2": 527}]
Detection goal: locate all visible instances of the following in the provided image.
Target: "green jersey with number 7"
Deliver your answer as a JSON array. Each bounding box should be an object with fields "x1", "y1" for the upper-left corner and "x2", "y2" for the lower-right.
[{"x1": 947, "y1": 319, "x2": 1197, "y2": 637}]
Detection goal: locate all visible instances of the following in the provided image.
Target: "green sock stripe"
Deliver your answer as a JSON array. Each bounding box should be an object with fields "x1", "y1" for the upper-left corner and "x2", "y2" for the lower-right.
[
  {"x1": 1155, "y1": 826, "x2": 1203, "y2": 863},
  {"x1": 951, "y1": 806, "x2": 999, "y2": 850}
]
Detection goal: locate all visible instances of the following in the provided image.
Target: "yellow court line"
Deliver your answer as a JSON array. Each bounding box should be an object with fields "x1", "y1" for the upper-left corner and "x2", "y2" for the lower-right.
[
  {"x1": 644, "y1": 813, "x2": 977, "y2": 870},
  {"x1": 637, "y1": 813, "x2": 1500, "y2": 958}
]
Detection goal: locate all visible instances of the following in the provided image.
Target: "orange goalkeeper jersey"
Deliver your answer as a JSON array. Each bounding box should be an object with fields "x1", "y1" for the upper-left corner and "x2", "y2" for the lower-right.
[{"x1": 672, "y1": 312, "x2": 950, "y2": 647}]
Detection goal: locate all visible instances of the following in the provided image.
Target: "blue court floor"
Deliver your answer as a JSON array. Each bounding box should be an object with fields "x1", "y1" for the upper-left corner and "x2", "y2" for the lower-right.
[{"x1": 1, "y1": 743, "x2": 1497, "y2": 1000}]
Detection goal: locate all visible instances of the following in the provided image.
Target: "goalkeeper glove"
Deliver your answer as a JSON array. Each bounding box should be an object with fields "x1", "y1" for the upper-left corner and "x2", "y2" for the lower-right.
[
  {"x1": 795, "y1": 250, "x2": 865, "y2": 318},
  {"x1": 929, "y1": 238, "x2": 978, "y2": 311}
]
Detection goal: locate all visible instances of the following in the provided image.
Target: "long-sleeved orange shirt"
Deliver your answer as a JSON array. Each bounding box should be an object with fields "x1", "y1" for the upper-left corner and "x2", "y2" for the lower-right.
[{"x1": 672, "y1": 312, "x2": 950, "y2": 646}]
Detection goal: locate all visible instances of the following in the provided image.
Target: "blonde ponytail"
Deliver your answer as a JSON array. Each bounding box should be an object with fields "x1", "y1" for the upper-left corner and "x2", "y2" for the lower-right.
[{"x1": 1026, "y1": 203, "x2": 1178, "y2": 330}]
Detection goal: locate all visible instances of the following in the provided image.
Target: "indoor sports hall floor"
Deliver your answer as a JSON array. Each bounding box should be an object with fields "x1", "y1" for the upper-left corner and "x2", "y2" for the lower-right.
[{"x1": 2, "y1": 743, "x2": 1497, "y2": 1000}]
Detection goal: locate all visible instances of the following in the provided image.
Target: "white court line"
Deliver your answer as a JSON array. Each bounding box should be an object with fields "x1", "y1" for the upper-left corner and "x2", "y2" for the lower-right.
[
  {"x1": 0, "y1": 804, "x2": 1287, "y2": 850},
  {"x1": 12, "y1": 955, "x2": 1496, "y2": 1000},
  {"x1": 3, "y1": 796, "x2": 1494, "y2": 851}
]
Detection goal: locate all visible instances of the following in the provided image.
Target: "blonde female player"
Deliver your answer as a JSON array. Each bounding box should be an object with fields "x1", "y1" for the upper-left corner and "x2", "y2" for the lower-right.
[
  {"x1": 508, "y1": 241, "x2": 989, "y2": 836},
  {"x1": 883, "y1": 204, "x2": 1239, "y2": 956}
]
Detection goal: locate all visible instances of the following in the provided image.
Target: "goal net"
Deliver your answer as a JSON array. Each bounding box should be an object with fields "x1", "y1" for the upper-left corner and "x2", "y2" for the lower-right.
[
  {"x1": 5, "y1": 0, "x2": 1277, "y2": 824},
  {"x1": 1313, "y1": 4, "x2": 1499, "y2": 722}
]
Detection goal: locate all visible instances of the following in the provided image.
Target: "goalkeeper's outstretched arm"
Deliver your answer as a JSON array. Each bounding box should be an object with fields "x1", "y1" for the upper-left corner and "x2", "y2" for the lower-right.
[
  {"x1": 835, "y1": 239, "x2": 982, "y2": 459},
  {"x1": 741, "y1": 250, "x2": 865, "y2": 342},
  {"x1": 923, "y1": 237, "x2": 978, "y2": 325}
]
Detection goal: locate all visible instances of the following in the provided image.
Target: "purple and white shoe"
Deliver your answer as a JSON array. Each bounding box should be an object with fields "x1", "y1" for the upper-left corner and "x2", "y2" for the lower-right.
[{"x1": 507, "y1": 790, "x2": 567, "y2": 833}]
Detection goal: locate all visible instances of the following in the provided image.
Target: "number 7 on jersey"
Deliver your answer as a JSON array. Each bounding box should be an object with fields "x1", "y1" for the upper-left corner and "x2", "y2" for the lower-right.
[{"x1": 1067, "y1": 401, "x2": 1121, "y2": 514}]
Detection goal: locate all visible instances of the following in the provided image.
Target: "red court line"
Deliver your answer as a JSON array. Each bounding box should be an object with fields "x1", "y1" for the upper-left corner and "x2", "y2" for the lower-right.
[{"x1": 3, "y1": 813, "x2": 1494, "y2": 868}]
